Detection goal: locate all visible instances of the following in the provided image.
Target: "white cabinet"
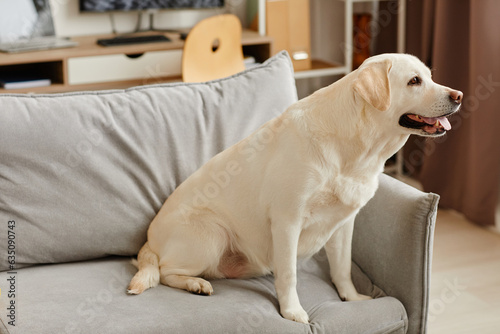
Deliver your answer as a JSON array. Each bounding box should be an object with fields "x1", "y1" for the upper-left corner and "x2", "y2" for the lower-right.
[{"x1": 68, "y1": 50, "x2": 182, "y2": 85}]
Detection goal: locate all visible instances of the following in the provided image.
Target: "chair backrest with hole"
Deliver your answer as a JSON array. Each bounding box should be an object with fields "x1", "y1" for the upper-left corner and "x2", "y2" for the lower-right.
[{"x1": 182, "y1": 14, "x2": 245, "y2": 83}]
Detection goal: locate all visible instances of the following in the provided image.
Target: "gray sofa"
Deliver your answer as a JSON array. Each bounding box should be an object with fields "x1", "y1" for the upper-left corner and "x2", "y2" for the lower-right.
[{"x1": 0, "y1": 52, "x2": 438, "y2": 334}]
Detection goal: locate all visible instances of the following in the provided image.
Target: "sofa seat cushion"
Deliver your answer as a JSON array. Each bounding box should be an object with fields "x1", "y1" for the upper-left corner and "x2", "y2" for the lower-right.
[{"x1": 0, "y1": 251, "x2": 407, "y2": 334}]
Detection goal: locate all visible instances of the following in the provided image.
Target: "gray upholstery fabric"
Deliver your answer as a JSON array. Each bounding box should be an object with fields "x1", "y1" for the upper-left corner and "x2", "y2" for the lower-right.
[
  {"x1": 0, "y1": 51, "x2": 297, "y2": 270},
  {"x1": 0, "y1": 252, "x2": 407, "y2": 334},
  {"x1": 354, "y1": 174, "x2": 439, "y2": 334}
]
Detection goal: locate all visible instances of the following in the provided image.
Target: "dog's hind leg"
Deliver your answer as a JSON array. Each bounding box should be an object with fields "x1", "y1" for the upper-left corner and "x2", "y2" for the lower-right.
[
  {"x1": 157, "y1": 234, "x2": 223, "y2": 295},
  {"x1": 154, "y1": 210, "x2": 230, "y2": 295},
  {"x1": 158, "y1": 249, "x2": 218, "y2": 296},
  {"x1": 127, "y1": 242, "x2": 160, "y2": 294},
  {"x1": 160, "y1": 271, "x2": 214, "y2": 295}
]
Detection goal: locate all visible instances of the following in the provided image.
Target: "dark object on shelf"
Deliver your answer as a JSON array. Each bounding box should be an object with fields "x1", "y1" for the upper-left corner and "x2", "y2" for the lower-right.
[
  {"x1": 97, "y1": 35, "x2": 171, "y2": 47},
  {"x1": 353, "y1": 13, "x2": 372, "y2": 70},
  {"x1": 80, "y1": 0, "x2": 224, "y2": 12}
]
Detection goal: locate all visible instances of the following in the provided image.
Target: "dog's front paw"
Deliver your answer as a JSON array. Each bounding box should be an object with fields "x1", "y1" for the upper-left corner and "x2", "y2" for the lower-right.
[{"x1": 281, "y1": 306, "x2": 309, "y2": 324}]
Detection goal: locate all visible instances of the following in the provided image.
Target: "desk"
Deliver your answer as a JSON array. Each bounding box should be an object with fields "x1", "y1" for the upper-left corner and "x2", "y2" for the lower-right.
[{"x1": 0, "y1": 30, "x2": 272, "y2": 94}]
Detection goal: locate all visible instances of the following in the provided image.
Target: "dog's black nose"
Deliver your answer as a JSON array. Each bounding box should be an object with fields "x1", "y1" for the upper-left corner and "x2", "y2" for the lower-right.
[{"x1": 449, "y1": 90, "x2": 463, "y2": 104}]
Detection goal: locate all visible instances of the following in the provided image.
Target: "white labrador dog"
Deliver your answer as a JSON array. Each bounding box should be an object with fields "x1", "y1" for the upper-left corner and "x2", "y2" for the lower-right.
[{"x1": 128, "y1": 54, "x2": 462, "y2": 323}]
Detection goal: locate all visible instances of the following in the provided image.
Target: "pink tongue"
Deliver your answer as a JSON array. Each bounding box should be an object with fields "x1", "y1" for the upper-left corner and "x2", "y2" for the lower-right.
[
  {"x1": 421, "y1": 116, "x2": 452, "y2": 130},
  {"x1": 439, "y1": 117, "x2": 452, "y2": 130}
]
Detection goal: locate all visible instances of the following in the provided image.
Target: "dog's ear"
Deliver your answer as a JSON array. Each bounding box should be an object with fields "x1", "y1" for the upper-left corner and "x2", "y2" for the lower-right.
[{"x1": 353, "y1": 59, "x2": 392, "y2": 111}]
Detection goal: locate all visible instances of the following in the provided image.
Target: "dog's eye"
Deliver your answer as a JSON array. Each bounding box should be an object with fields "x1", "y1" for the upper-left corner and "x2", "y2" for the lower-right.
[{"x1": 408, "y1": 76, "x2": 422, "y2": 86}]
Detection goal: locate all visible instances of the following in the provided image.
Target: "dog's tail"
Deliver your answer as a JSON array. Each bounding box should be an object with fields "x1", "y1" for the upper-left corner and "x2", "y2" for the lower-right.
[{"x1": 127, "y1": 242, "x2": 160, "y2": 295}]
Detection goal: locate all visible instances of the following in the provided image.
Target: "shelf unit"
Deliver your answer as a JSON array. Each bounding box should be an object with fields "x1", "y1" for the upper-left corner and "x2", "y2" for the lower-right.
[
  {"x1": 293, "y1": 59, "x2": 345, "y2": 80},
  {"x1": 342, "y1": 0, "x2": 407, "y2": 71},
  {"x1": 257, "y1": 0, "x2": 406, "y2": 81},
  {"x1": 0, "y1": 29, "x2": 272, "y2": 94}
]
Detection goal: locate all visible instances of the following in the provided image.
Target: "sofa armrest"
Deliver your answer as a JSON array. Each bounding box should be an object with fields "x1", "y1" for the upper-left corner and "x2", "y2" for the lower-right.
[{"x1": 353, "y1": 173, "x2": 439, "y2": 334}]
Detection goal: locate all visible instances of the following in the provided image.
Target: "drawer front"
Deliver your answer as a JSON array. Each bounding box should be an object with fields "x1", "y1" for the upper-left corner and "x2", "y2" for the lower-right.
[{"x1": 68, "y1": 50, "x2": 182, "y2": 85}]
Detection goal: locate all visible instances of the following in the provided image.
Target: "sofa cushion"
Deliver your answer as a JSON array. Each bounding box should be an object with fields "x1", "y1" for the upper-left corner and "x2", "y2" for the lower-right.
[
  {"x1": 0, "y1": 51, "x2": 297, "y2": 270},
  {"x1": 0, "y1": 252, "x2": 407, "y2": 334}
]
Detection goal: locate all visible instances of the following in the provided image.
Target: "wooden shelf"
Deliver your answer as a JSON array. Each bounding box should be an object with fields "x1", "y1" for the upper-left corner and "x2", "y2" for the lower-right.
[
  {"x1": 294, "y1": 59, "x2": 347, "y2": 79},
  {"x1": 0, "y1": 29, "x2": 272, "y2": 94},
  {"x1": 0, "y1": 77, "x2": 184, "y2": 95}
]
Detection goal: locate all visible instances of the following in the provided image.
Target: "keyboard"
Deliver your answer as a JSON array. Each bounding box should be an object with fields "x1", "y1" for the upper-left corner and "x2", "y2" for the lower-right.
[
  {"x1": 0, "y1": 37, "x2": 78, "y2": 53},
  {"x1": 97, "y1": 35, "x2": 171, "y2": 47}
]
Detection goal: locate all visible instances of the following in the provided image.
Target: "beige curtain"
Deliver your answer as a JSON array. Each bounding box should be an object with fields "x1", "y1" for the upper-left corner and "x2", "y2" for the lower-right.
[{"x1": 405, "y1": 0, "x2": 500, "y2": 226}]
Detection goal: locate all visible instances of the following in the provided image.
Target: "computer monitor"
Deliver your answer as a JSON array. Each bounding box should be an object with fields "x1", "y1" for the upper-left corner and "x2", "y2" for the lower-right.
[
  {"x1": 0, "y1": 0, "x2": 56, "y2": 43},
  {"x1": 79, "y1": 0, "x2": 225, "y2": 12}
]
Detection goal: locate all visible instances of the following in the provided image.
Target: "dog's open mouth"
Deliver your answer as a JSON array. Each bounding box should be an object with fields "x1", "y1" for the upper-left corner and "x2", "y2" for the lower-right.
[{"x1": 399, "y1": 113, "x2": 452, "y2": 135}]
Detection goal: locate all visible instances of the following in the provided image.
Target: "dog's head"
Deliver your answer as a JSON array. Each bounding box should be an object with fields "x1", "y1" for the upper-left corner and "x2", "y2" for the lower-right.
[{"x1": 353, "y1": 54, "x2": 463, "y2": 137}]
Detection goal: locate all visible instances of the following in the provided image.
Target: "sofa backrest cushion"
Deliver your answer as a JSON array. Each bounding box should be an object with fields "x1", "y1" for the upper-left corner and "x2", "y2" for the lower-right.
[{"x1": 0, "y1": 51, "x2": 297, "y2": 270}]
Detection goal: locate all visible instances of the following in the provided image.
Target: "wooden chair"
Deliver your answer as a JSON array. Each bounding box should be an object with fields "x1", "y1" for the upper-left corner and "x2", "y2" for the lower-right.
[{"x1": 182, "y1": 14, "x2": 245, "y2": 83}]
